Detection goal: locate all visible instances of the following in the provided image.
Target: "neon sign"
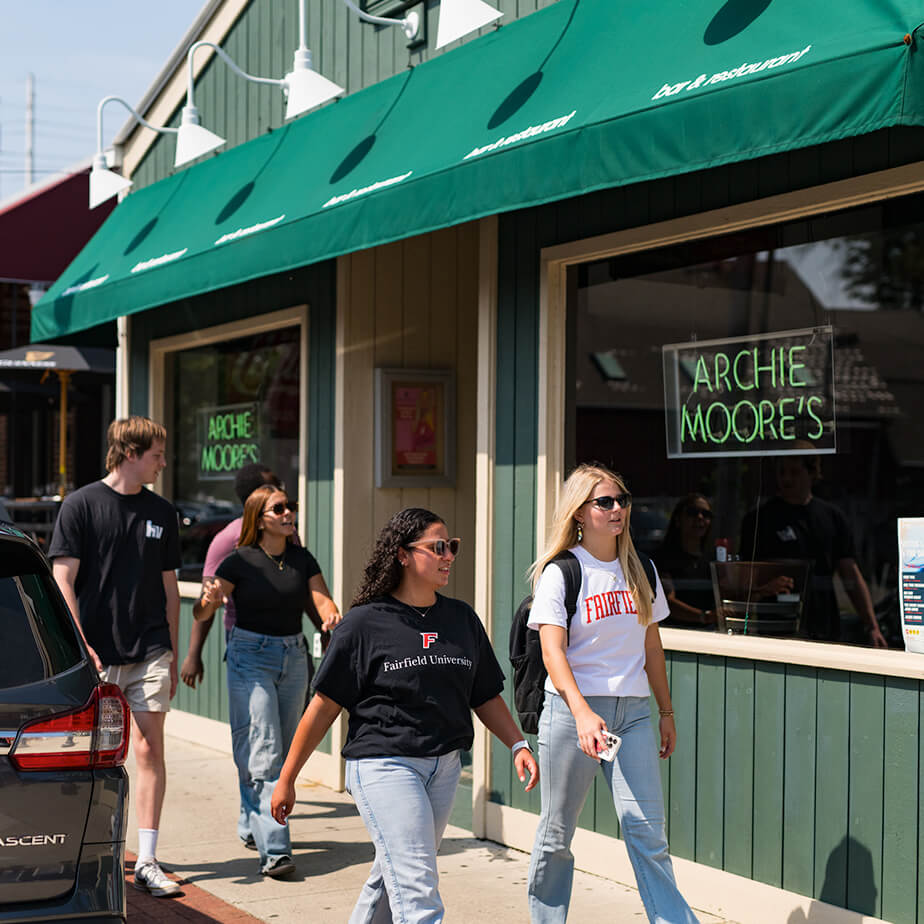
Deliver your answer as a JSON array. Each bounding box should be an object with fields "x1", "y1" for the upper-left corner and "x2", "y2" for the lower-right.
[
  {"x1": 197, "y1": 402, "x2": 261, "y2": 480},
  {"x1": 662, "y1": 327, "x2": 835, "y2": 458}
]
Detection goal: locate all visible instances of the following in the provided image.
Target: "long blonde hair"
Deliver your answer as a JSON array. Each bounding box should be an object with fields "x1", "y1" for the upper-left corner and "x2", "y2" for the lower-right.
[{"x1": 528, "y1": 463, "x2": 654, "y2": 626}]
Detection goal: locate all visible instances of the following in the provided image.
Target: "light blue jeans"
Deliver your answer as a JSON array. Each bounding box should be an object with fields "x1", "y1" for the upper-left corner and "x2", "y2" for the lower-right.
[
  {"x1": 527, "y1": 692, "x2": 698, "y2": 924},
  {"x1": 345, "y1": 751, "x2": 462, "y2": 924},
  {"x1": 226, "y1": 627, "x2": 309, "y2": 868}
]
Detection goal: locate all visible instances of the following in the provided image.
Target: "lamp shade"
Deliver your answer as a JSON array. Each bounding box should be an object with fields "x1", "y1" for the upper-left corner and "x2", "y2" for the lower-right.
[
  {"x1": 284, "y1": 52, "x2": 345, "y2": 119},
  {"x1": 436, "y1": 0, "x2": 503, "y2": 48},
  {"x1": 174, "y1": 106, "x2": 226, "y2": 167},
  {"x1": 89, "y1": 154, "x2": 133, "y2": 209}
]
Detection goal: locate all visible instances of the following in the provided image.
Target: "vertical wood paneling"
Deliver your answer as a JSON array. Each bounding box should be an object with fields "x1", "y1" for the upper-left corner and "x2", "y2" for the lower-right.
[
  {"x1": 723, "y1": 659, "x2": 754, "y2": 879},
  {"x1": 752, "y1": 662, "x2": 785, "y2": 887},
  {"x1": 881, "y1": 679, "x2": 919, "y2": 924},
  {"x1": 667, "y1": 652, "x2": 697, "y2": 860},
  {"x1": 847, "y1": 673, "x2": 885, "y2": 918},
  {"x1": 695, "y1": 655, "x2": 725, "y2": 869},
  {"x1": 814, "y1": 670, "x2": 850, "y2": 906},
  {"x1": 782, "y1": 665, "x2": 817, "y2": 898}
]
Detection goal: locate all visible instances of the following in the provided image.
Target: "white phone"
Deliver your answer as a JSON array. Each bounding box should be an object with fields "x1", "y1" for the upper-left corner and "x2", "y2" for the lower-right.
[{"x1": 597, "y1": 731, "x2": 621, "y2": 762}]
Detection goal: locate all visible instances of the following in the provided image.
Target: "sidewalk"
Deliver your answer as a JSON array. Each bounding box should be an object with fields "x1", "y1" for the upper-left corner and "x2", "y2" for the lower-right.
[{"x1": 127, "y1": 733, "x2": 733, "y2": 923}]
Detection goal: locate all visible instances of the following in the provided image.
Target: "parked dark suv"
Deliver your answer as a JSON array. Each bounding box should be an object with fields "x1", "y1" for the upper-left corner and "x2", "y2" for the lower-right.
[{"x1": 0, "y1": 523, "x2": 129, "y2": 922}]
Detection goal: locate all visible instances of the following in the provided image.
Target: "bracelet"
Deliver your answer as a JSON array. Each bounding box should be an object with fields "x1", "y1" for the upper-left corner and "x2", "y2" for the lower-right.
[
  {"x1": 511, "y1": 739, "x2": 531, "y2": 755},
  {"x1": 659, "y1": 710, "x2": 674, "y2": 717}
]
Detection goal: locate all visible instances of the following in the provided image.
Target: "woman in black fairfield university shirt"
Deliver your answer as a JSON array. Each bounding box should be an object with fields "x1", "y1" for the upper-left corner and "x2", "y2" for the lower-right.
[
  {"x1": 272, "y1": 507, "x2": 538, "y2": 922},
  {"x1": 193, "y1": 485, "x2": 340, "y2": 879}
]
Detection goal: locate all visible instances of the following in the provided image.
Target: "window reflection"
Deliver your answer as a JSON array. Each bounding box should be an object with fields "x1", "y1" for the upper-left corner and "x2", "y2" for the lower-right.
[
  {"x1": 572, "y1": 194, "x2": 924, "y2": 647},
  {"x1": 166, "y1": 326, "x2": 300, "y2": 582}
]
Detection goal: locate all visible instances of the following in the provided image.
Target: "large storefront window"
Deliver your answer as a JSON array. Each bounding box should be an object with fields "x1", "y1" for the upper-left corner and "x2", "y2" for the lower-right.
[
  {"x1": 571, "y1": 193, "x2": 924, "y2": 648},
  {"x1": 166, "y1": 326, "x2": 300, "y2": 581}
]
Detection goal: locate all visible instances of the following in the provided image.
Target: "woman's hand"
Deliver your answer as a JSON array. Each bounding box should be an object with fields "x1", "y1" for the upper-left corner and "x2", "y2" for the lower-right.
[
  {"x1": 201, "y1": 578, "x2": 224, "y2": 607},
  {"x1": 514, "y1": 747, "x2": 539, "y2": 791},
  {"x1": 271, "y1": 777, "x2": 296, "y2": 825},
  {"x1": 658, "y1": 714, "x2": 677, "y2": 759},
  {"x1": 575, "y1": 708, "x2": 607, "y2": 760}
]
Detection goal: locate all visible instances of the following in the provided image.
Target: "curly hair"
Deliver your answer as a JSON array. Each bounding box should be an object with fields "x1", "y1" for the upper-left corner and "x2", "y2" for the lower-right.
[{"x1": 351, "y1": 507, "x2": 445, "y2": 608}]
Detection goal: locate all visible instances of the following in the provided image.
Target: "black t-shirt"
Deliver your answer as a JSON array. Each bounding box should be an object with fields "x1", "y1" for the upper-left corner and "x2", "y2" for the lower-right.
[
  {"x1": 739, "y1": 495, "x2": 856, "y2": 641},
  {"x1": 216, "y1": 545, "x2": 321, "y2": 637},
  {"x1": 313, "y1": 594, "x2": 505, "y2": 759},
  {"x1": 48, "y1": 481, "x2": 181, "y2": 665}
]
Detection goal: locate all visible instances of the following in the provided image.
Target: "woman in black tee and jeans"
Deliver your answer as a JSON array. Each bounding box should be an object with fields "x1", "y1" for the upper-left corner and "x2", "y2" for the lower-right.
[
  {"x1": 271, "y1": 507, "x2": 538, "y2": 923},
  {"x1": 194, "y1": 485, "x2": 339, "y2": 878}
]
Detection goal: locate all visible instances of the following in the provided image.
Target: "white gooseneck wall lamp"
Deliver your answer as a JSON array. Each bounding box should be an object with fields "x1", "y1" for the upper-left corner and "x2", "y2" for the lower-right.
[{"x1": 90, "y1": 96, "x2": 179, "y2": 208}]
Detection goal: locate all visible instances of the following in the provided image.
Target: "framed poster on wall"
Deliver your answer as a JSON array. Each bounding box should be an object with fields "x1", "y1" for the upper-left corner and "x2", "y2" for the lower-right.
[{"x1": 374, "y1": 368, "x2": 455, "y2": 488}]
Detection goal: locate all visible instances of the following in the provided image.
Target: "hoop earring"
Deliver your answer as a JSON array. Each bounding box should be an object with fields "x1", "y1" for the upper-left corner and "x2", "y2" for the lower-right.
[{"x1": 576, "y1": 523, "x2": 583, "y2": 542}]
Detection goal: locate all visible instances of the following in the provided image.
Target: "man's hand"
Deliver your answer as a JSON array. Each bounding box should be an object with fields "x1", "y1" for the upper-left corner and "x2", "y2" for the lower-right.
[
  {"x1": 86, "y1": 644, "x2": 104, "y2": 675},
  {"x1": 180, "y1": 653, "x2": 204, "y2": 688},
  {"x1": 868, "y1": 624, "x2": 888, "y2": 649}
]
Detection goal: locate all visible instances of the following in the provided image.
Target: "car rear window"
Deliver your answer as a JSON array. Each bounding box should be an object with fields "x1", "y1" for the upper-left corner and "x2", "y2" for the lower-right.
[{"x1": 0, "y1": 545, "x2": 82, "y2": 689}]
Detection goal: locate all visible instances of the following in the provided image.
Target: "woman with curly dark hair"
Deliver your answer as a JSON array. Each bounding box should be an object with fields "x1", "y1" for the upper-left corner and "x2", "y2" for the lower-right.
[{"x1": 272, "y1": 507, "x2": 537, "y2": 922}]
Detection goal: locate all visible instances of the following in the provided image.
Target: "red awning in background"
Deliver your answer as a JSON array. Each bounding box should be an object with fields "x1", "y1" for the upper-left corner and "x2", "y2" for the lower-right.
[{"x1": 0, "y1": 167, "x2": 113, "y2": 284}]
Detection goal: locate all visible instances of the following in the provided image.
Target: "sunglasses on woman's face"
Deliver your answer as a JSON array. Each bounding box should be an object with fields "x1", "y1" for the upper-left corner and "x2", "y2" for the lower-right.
[
  {"x1": 406, "y1": 538, "x2": 461, "y2": 557},
  {"x1": 263, "y1": 500, "x2": 298, "y2": 516},
  {"x1": 583, "y1": 493, "x2": 632, "y2": 511},
  {"x1": 685, "y1": 506, "x2": 713, "y2": 521}
]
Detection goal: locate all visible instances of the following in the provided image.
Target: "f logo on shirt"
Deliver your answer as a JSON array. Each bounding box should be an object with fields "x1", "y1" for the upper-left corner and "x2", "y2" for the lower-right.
[{"x1": 420, "y1": 632, "x2": 439, "y2": 649}]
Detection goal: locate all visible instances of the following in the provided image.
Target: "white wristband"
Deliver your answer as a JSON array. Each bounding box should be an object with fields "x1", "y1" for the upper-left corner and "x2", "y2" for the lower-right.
[{"x1": 511, "y1": 739, "x2": 531, "y2": 755}]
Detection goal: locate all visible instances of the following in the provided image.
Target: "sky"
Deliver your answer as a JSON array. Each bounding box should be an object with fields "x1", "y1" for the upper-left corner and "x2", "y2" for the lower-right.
[{"x1": 0, "y1": 0, "x2": 202, "y2": 201}]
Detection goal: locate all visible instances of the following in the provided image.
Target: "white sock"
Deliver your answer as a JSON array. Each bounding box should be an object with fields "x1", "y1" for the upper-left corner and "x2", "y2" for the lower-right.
[{"x1": 137, "y1": 828, "x2": 158, "y2": 863}]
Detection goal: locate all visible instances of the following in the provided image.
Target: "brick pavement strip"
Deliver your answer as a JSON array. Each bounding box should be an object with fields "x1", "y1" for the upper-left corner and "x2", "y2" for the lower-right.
[{"x1": 126, "y1": 852, "x2": 263, "y2": 923}]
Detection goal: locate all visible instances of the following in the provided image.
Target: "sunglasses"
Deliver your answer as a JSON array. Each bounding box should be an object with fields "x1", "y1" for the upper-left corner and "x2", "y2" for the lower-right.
[
  {"x1": 406, "y1": 538, "x2": 461, "y2": 557},
  {"x1": 685, "y1": 506, "x2": 713, "y2": 520},
  {"x1": 582, "y1": 493, "x2": 632, "y2": 511},
  {"x1": 263, "y1": 500, "x2": 298, "y2": 516}
]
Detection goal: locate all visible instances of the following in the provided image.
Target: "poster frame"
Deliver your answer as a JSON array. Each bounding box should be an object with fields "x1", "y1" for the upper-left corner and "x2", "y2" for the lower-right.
[{"x1": 374, "y1": 367, "x2": 456, "y2": 489}]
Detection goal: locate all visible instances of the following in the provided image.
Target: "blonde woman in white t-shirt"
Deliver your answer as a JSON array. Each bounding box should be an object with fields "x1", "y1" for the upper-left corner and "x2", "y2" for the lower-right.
[{"x1": 526, "y1": 463, "x2": 698, "y2": 924}]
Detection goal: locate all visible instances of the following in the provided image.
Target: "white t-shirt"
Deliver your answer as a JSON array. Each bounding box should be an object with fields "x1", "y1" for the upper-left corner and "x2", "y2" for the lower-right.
[{"x1": 527, "y1": 545, "x2": 668, "y2": 698}]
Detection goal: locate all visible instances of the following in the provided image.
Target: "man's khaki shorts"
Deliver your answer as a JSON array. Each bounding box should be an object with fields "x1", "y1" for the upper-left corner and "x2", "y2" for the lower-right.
[{"x1": 101, "y1": 649, "x2": 173, "y2": 713}]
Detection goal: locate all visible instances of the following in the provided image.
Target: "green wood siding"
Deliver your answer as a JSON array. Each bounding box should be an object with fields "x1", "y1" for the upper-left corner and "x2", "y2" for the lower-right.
[
  {"x1": 131, "y1": 0, "x2": 558, "y2": 190},
  {"x1": 129, "y1": 261, "x2": 336, "y2": 749},
  {"x1": 489, "y1": 128, "x2": 924, "y2": 919}
]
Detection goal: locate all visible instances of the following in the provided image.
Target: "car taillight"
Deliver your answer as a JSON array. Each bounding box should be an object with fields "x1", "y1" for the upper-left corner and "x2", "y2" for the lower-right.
[{"x1": 9, "y1": 683, "x2": 130, "y2": 771}]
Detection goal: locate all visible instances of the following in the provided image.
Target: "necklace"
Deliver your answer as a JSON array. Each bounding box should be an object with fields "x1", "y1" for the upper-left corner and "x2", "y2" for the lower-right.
[
  {"x1": 403, "y1": 599, "x2": 435, "y2": 618},
  {"x1": 259, "y1": 544, "x2": 286, "y2": 571}
]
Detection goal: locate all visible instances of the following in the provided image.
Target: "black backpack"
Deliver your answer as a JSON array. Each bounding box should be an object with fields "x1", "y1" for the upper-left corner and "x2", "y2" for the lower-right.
[{"x1": 508, "y1": 551, "x2": 657, "y2": 735}]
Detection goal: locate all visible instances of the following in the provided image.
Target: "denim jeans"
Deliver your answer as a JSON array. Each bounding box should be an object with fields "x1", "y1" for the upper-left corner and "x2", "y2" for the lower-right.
[
  {"x1": 226, "y1": 627, "x2": 309, "y2": 867},
  {"x1": 345, "y1": 751, "x2": 462, "y2": 924},
  {"x1": 527, "y1": 692, "x2": 698, "y2": 924}
]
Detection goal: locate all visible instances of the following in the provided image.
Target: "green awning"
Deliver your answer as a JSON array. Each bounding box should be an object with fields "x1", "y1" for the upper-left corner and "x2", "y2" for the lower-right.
[{"x1": 33, "y1": 0, "x2": 924, "y2": 339}]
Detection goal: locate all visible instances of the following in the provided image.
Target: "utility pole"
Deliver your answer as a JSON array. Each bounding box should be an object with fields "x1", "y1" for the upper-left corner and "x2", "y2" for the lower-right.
[{"x1": 25, "y1": 73, "x2": 35, "y2": 188}]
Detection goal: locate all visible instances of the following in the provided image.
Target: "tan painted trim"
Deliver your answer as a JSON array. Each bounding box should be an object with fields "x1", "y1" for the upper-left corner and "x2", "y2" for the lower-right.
[
  {"x1": 660, "y1": 627, "x2": 924, "y2": 679},
  {"x1": 536, "y1": 163, "x2": 924, "y2": 678},
  {"x1": 541, "y1": 162, "x2": 924, "y2": 266},
  {"x1": 119, "y1": 0, "x2": 254, "y2": 178},
  {"x1": 116, "y1": 316, "x2": 130, "y2": 418},
  {"x1": 323, "y1": 253, "x2": 353, "y2": 794},
  {"x1": 484, "y1": 802, "x2": 887, "y2": 924},
  {"x1": 472, "y1": 215, "x2": 499, "y2": 839},
  {"x1": 535, "y1": 257, "x2": 568, "y2": 555},
  {"x1": 166, "y1": 708, "x2": 341, "y2": 789},
  {"x1": 148, "y1": 304, "x2": 308, "y2": 507}
]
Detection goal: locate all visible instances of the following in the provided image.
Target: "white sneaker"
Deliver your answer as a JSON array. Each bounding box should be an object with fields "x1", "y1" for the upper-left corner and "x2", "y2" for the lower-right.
[{"x1": 133, "y1": 858, "x2": 181, "y2": 897}]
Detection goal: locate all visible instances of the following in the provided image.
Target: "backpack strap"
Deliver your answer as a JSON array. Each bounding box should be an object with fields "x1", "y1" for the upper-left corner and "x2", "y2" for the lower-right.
[{"x1": 551, "y1": 551, "x2": 582, "y2": 643}]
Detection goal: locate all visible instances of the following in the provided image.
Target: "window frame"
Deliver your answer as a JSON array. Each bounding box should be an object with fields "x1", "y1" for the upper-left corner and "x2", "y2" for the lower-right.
[
  {"x1": 536, "y1": 163, "x2": 924, "y2": 680},
  {"x1": 149, "y1": 305, "x2": 309, "y2": 598}
]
